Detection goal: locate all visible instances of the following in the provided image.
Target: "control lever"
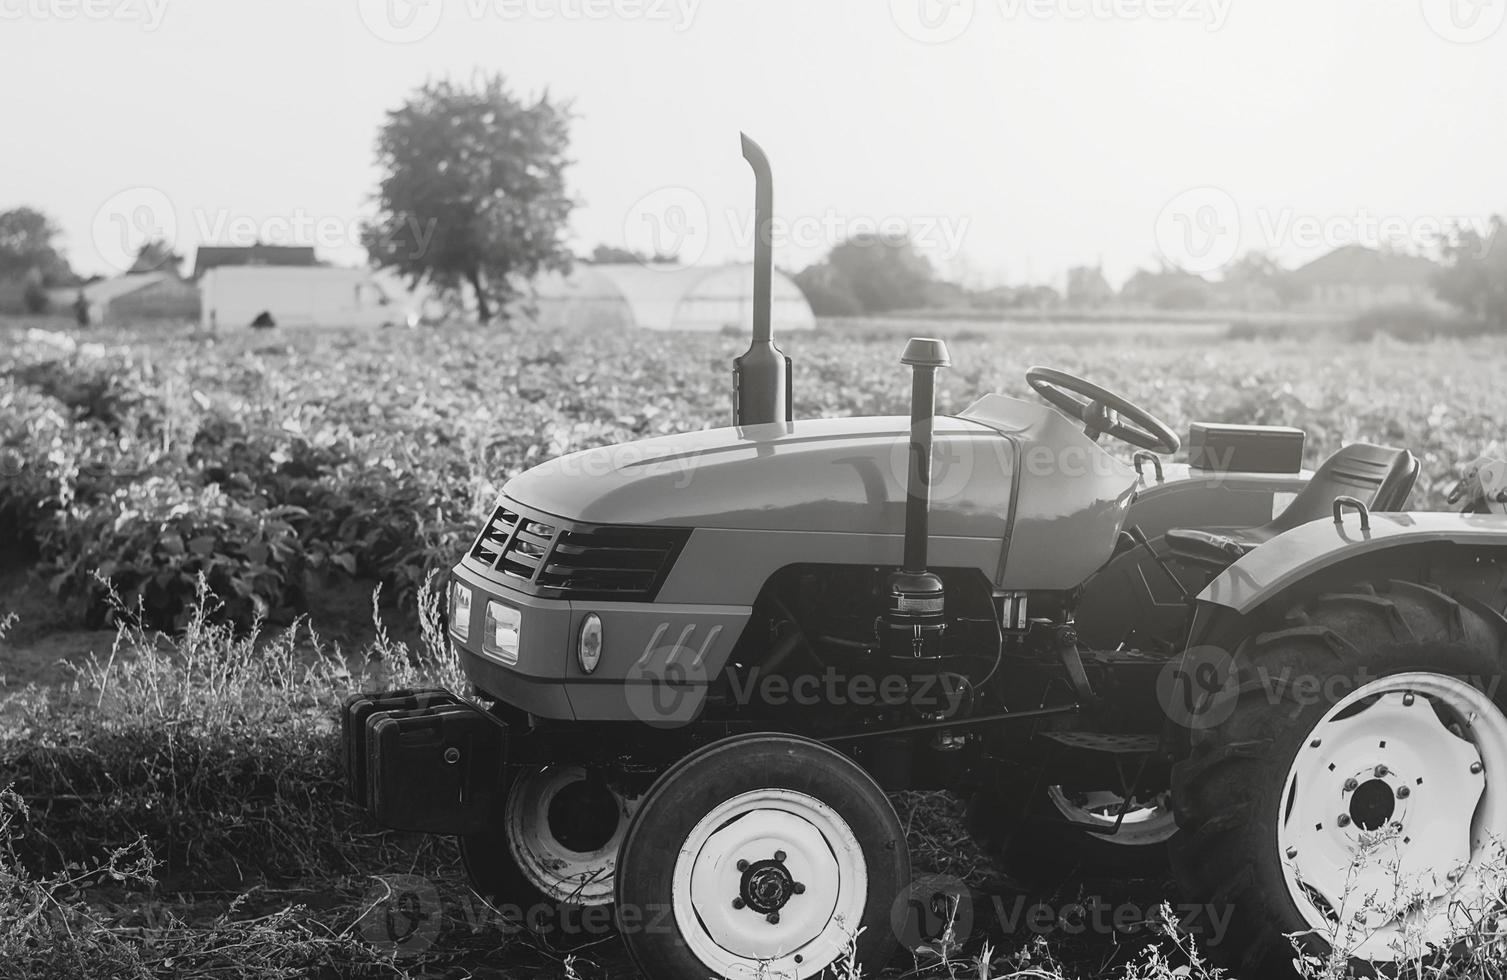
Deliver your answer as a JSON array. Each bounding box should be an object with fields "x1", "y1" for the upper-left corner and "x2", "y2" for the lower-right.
[{"x1": 1126, "y1": 525, "x2": 1192, "y2": 601}]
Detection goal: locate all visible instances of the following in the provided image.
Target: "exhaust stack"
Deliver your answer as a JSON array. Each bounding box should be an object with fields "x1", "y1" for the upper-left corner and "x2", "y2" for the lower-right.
[
  {"x1": 879, "y1": 337, "x2": 951, "y2": 660},
  {"x1": 733, "y1": 133, "x2": 791, "y2": 427}
]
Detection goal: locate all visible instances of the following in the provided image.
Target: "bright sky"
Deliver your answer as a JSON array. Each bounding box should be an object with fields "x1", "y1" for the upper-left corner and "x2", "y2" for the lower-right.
[{"x1": 4, "y1": 0, "x2": 1504, "y2": 287}]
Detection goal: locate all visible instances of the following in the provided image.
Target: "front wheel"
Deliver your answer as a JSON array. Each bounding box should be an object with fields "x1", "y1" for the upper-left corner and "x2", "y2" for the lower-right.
[
  {"x1": 615, "y1": 734, "x2": 910, "y2": 980},
  {"x1": 1171, "y1": 581, "x2": 1507, "y2": 974}
]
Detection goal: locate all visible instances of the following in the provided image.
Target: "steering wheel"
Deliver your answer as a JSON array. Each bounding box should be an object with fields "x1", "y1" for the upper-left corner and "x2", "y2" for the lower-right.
[{"x1": 1026, "y1": 366, "x2": 1180, "y2": 455}]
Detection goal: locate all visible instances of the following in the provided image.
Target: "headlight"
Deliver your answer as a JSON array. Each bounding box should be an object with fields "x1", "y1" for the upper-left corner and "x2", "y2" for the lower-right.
[
  {"x1": 450, "y1": 581, "x2": 471, "y2": 641},
  {"x1": 578, "y1": 613, "x2": 603, "y2": 674},
  {"x1": 484, "y1": 600, "x2": 521, "y2": 664}
]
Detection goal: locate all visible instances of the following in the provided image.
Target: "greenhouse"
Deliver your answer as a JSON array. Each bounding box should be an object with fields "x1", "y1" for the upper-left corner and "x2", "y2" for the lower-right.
[{"x1": 527, "y1": 262, "x2": 816, "y2": 332}]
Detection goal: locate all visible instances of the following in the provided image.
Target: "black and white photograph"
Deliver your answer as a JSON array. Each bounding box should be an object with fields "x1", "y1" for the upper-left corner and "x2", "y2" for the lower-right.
[{"x1": 3, "y1": 2, "x2": 1507, "y2": 978}]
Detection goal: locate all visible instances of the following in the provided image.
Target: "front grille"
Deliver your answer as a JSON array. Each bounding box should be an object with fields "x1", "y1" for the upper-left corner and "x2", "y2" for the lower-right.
[{"x1": 466, "y1": 503, "x2": 688, "y2": 601}]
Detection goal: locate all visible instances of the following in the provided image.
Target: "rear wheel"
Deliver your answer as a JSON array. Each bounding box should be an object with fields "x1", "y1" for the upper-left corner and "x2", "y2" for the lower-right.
[
  {"x1": 615, "y1": 734, "x2": 909, "y2": 980},
  {"x1": 460, "y1": 765, "x2": 635, "y2": 933},
  {"x1": 1171, "y1": 580, "x2": 1507, "y2": 974}
]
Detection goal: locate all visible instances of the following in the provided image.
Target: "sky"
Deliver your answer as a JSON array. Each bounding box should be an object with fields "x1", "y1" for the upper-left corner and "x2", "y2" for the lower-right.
[{"x1": 3, "y1": 0, "x2": 1505, "y2": 288}]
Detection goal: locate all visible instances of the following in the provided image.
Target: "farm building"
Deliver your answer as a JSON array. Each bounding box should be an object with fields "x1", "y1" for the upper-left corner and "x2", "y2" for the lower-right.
[
  {"x1": 1286, "y1": 245, "x2": 1443, "y2": 313},
  {"x1": 48, "y1": 272, "x2": 200, "y2": 325},
  {"x1": 192, "y1": 244, "x2": 318, "y2": 280},
  {"x1": 526, "y1": 263, "x2": 817, "y2": 332}
]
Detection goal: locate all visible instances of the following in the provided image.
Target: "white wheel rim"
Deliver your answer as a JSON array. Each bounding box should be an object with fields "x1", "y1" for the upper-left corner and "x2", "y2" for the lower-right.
[
  {"x1": 1278, "y1": 671, "x2": 1507, "y2": 961},
  {"x1": 1046, "y1": 786, "x2": 1179, "y2": 846},
  {"x1": 672, "y1": 788, "x2": 868, "y2": 980},
  {"x1": 505, "y1": 766, "x2": 636, "y2": 905}
]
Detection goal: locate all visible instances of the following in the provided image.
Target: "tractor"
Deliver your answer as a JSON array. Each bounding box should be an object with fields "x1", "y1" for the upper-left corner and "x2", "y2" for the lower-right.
[{"x1": 342, "y1": 137, "x2": 1507, "y2": 978}]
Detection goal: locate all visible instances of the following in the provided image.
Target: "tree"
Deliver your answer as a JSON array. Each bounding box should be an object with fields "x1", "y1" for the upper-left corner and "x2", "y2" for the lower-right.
[
  {"x1": 363, "y1": 74, "x2": 575, "y2": 324},
  {"x1": 587, "y1": 244, "x2": 676, "y2": 265},
  {"x1": 792, "y1": 261, "x2": 862, "y2": 316},
  {"x1": 816, "y1": 233, "x2": 934, "y2": 314},
  {"x1": 128, "y1": 238, "x2": 184, "y2": 276},
  {"x1": 1434, "y1": 216, "x2": 1507, "y2": 330},
  {"x1": 0, "y1": 207, "x2": 71, "y2": 284}
]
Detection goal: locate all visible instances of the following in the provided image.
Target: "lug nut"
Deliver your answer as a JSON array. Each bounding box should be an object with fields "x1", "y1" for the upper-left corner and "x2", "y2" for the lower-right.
[
  {"x1": 736, "y1": 859, "x2": 749, "y2": 872},
  {"x1": 1374, "y1": 765, "x2": 1389, "y2": 778},
  {"x1": 1343, "y1": 778, "x2": 1359, "y2": 792},
  {"x1": 1391, "y1": 821, "x2": 1403, "y2": 831},
  {"x1": 773, "y1": 850, "x2": 787, "y2": 863},
  {"x1": 1337, "y1": 814, "x2": 1352, "y2": 828},
  {"x1": 792, "y1": 882, "x2": 806, "y2": 894},
  {"x1": 1402, "y1": 693, "x2": 1415, "y2": 706},
  {"x1": 766, "y1": 912, "x2": 780, "y2": 925},
  {"x1": 732, "y1": 897, "x2": 745, "y2": 909},
  {"x1": 443, "y1": 747, "x2": 461, "y2": 765},
  {"x1": 1397, "y1": 786, "x2": 1410, "y2": 799},
  {"x1": 1285, "y1": 847, "x2": 1298, "y2": 859},
  {"x1": 1310, "y1": 739, "x2": 1322, "y2": 748},
  {"x1": 1472, "y1": 762, "x2": 1485, "y2": 775}
]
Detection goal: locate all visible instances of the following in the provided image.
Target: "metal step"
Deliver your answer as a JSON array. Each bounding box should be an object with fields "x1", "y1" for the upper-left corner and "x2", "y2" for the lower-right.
[{"x1": 1036, "y1": 731, "x2": 1160, "y2": 755}]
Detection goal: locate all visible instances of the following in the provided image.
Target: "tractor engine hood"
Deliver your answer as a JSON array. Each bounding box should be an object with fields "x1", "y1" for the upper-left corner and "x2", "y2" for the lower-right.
[{"x1": 502, "y1": 416, "x2": 1016, "y2": 537}]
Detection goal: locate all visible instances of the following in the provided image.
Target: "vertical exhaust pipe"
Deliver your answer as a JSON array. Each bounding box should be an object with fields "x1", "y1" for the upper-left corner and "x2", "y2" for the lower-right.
[
  {"x1": 733, "y1": 133, "x2": 792, "y2": 427},
  {"x1": 880, "y1": 338, "x2": 951, "y2": 659}
]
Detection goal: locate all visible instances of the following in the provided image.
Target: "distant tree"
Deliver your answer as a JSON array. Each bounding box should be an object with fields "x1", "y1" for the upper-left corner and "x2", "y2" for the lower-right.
[
  {"x1": 587, "y1": 244, "x2": 676, "y2": 265},
  {"x1": 362, "y1": 74, "x2": 576, "y2": 324},
  {"x1": 823, "y1": 233, "x2": 934, "y2": 313},
  {"x1": 792, "y1": 261, "x2": 862, "y2": 316},
  {"x1": 1434, "y1": 216, "x2": 1507, "y2": 329},
  {"x1": 127, "y1": 238, "x2": 184, "y2": 276},
  {"x1": 1121, "y1": 264, "x2": 1214, "y2": 310},
  {"x1": 1065, "y1": 265, "x2": 1113, "y2": 309},
  {"x1": 1220, "y1": 250, "x2": 1294, "y2": 309},
  {"x1": 0, "y1": 207, "x2": 72, "y2": 285}
]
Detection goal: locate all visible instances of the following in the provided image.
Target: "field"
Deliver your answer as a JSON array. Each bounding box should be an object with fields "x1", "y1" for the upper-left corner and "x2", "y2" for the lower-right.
[{"x1": 1, "y1": 313, "x2": 1505, "y2": 979}]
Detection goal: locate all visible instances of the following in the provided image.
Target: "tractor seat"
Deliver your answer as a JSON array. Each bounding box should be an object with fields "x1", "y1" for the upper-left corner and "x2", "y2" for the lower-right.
[{"x1": 1163, "y1": 443, "x2": 1419, "y2": 567}]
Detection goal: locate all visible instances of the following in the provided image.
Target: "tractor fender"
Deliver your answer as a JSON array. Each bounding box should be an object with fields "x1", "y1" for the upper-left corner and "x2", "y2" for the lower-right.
[{"x1": 1192, "y1": 511, "x2": 1507, "y2": 625}]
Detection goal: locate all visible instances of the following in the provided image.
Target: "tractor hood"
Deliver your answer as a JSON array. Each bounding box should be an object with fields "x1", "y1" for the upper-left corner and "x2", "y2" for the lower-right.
[{"x1": 502, "y1": 415, "x2": 1016, "y2": 537}]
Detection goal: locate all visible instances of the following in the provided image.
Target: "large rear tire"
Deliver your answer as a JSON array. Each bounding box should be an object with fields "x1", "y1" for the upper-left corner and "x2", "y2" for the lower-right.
[
  {"x1": 1171, "y1": 580, "x2": 1507, "y2": 975},
  {"x1": 614, "y1": 733, "x2": 910, "y2": 980}
]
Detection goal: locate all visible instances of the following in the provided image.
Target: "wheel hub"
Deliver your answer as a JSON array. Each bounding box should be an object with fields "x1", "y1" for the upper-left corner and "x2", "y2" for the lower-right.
[
  {"x1": 1278, "y1": 675, "x2": 1507, "y2": 960},
  {"x1": 736, "y1": 852, "x2": 805, "y2": 917}
]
